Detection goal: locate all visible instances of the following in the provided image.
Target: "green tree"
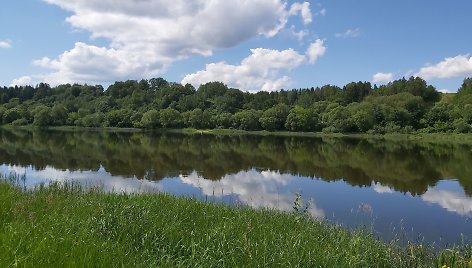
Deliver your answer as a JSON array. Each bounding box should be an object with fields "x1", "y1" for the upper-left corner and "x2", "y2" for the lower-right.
[
  {"x1": 78, "y1": 113, "x2": 104, "y2": 128},
  {"x1": 285, "y1": 106, "x2": 318, "y2": 132},
  {"x1": 322, "y1": 106, "x2": 354, "y2": 133},
  {"x1": 259, "y1": 104, "x2": 290, "y2": 131},
  {"x1": 33, "y1": 107, "x2": 52, "y2": 127},
  {"x1": 159, "y1": 108, "x2": 182, "y2": 128},
  {"x1": 0, "y1": 106, "x2": 6, "y2": 124},
  {"x1": 455, "y1": 78, "x2": 472, "y2": 107},
  {"x1": 233, "y1": 110, "x2": 262, "y2": 130},
  {"x1": 141, "y1": 110, "x2": 160, "y2": 129},
  {"x1": 350, "y1": 103, "x2": 376, "y2": 132},
  {"x1": 3, "y1": 108, "x2": 22, "y2": 124},
  {"x1": 213, "y1": 112, "x2": 233, "y2": 129},
  {"x1": 50, "y1": 104, "x2": 68, "y2": 126}
]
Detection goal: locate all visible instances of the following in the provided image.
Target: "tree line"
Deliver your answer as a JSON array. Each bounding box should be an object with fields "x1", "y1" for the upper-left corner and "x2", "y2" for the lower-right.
[{"x1": 1, "y1": 77, "x2": 471, "y2": 133}]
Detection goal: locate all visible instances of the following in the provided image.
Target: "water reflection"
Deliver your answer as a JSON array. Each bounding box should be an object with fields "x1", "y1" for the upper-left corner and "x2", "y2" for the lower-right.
[
  {"x1": 1, "y1": 165, "x2": 163, "y2": 194},
  {"x1": 180, "y1": 170, "x2": 325, "y2": 218},
  {"x1": 372, "y1": 182, "x2": 395, "y2": 194},
  {"x1": 422, "y1": 187, "x2": 472, "y2": 217},
  {"x1": 0, "y1": 128, "x2": 471, "y2": 244}
]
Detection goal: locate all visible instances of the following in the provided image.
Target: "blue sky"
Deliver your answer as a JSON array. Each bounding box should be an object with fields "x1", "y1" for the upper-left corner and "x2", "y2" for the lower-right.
[{"x1": 1, "y1": 0, "x2": 472, "y2": 92}]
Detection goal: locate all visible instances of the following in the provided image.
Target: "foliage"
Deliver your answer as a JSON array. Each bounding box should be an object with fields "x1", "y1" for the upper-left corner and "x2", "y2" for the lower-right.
[{"x1": 0, "y1": 77, "x2": 471, "y2": 133}]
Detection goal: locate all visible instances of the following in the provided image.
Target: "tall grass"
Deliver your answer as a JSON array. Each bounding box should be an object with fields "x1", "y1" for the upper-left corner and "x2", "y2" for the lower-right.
[{"x1": 0, "y1": 175, "x2": 471, "y2": 267}]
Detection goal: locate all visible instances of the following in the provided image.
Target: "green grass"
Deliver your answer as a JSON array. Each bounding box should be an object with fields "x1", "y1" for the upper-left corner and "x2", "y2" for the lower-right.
[
  {"x1": 1, "y1": 179, "x2": 471, "y2": 267},
  {"x1": 178, "y1": 128, "x2": 472, "y2": 145}
]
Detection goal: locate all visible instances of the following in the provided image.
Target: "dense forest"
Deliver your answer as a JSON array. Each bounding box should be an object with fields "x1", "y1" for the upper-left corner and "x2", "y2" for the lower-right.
[{"x1": 1, "y1": 77, "x2": 472, "y2": 133}]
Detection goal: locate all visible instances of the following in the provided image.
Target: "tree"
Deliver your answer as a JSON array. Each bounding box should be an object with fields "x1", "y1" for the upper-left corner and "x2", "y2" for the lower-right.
[
  {"x1": 2, "y1": 108, "x2": 22, "y2": 124},
  {"x1": 188, "y1": 108, "x2": 212, "y2": 129},
  {"x1": 322, "y1": 106, "x2": 354, "y2": 133},
  {"x1": 33, "y1": 107, "x2": 52, "y2": 126},
  {"x1": 78, "y1": 113, "x2": 104, "y2": 128},
  {"x1": 50, "y1": 104, "x2": 68, "y2": 126},
  {"x1": 0, "y1": 106, "x2": 6, "y2": 124},
  {"x1": 159, "y1": 108, "x2": 182, "y2": 128},
  {"x1": 350, "y1": 103, "x2": 376, "y2": 132},
  {"x1": 233, "y1": 110, "x2": 262, "y2": 130},
  {"x1": 455, "y1": 78, "x2": 472, "y2": 107},
  {"x1": 285, "y1": 106, "x2": 318, "y2": 132},
  {"x1": 213, "y1": 112, "x2": 233, "y2": 129},
  {"x1": 105, "y1": 109, "x2": 133, "y2": 128},
  {"x1": 259, "y1": 103, "x2": 290, "y2": 131},
  {"x1": 341, "y1": 81, "x2": 372, "y2": 104},
  {"x1": 149, "y1": 77, "x2": 168, "y2": 91},
  {"x1": 140, "y1": 110, "x2": 160, "y2": 129}
]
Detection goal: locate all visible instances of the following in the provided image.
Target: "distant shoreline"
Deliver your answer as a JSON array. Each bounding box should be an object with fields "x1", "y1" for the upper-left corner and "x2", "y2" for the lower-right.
[{"x1": 3, "y1": 125, "x2": 472, "y2": 144}]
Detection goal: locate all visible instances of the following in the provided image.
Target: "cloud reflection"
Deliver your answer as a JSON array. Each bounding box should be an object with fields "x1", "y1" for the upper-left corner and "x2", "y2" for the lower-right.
[
  {"x1": 179, "y1": 169, "x2": 325, "y2": 219},
  {"x1": 422, "y1": 188, "x2": 472, "y2": 217},
  {"x1": 0, "y1": 165, "x2": 163, "y2": 194},
  {"x1": 372, "y1": 182, "x2": 394, "y2": 194}
]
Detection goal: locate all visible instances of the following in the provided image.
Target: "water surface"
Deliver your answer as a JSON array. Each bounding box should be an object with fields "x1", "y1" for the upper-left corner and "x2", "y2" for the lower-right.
[{"x1": 0, "y1": 128, "x2": 471, "y2": 245}]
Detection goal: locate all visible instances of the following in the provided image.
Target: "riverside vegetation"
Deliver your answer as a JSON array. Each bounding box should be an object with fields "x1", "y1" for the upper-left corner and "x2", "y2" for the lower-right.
[
  {"x1": 1, "y1": 175, "x2": 471, "y2": 267},
  {"x1": 1, "y1": 77, "x2": 472, "y2": 134}
]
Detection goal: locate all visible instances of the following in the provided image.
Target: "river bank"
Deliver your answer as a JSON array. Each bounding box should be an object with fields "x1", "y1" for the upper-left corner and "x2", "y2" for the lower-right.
[
  {"x1": 0, "y1": 179, "x2": 470, "y2": 267},
  {"x1": 3, "y1": 125, "x2": 472, "y2": 145}
]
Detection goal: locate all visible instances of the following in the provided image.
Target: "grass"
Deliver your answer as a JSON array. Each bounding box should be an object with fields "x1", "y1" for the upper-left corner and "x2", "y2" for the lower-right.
[
  {"x1": 1, "y1": 176, "x2": 471, "y2": 267},
  {"x1": 178, "y1": 128, "x2": 472, "y2": 145}
]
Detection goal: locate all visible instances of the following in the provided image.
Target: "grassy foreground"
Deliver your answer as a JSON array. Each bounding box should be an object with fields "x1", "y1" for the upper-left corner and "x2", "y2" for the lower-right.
[{"x1": 0, "y1": 182, "x2": 471, "y2": 267}]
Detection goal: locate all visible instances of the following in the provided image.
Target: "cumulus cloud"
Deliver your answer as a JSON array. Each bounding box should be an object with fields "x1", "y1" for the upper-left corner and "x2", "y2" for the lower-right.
[
  {"x1": 289, "y1": 2, "x2": 313, "y2": 24},
  {"x1": 34, "y1": 0, "x2": 312, "y2": 85},
  {"x1": 182, "y1": 40, "x2": 326, "y2": 92},
  {"x1": 0, "y1": 40, "x2": 11, "y2": 49},
  {"x1": 10, "y1": 76, "x2": 32, "y2": 86},
  {"x1": 372, "y1": 72, "x2": 394, "y2": 84},
  {"x1": 182, "y1": 47, "x2": 306, "y2": 92},
  {"x1": 335, "y1": 28, "x2": 360, "y2": 39},
  {"x1": 306, "y1": 39, "x2": 326, "y2": 64},
  {"x1": 416, "y1": 54, "x2": 472, "y2": 80}
]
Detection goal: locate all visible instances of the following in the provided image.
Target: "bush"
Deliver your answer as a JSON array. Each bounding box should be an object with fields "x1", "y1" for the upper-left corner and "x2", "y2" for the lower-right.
[{"x1": 11, "y1": 118, "x2": 28, "y2": 126}]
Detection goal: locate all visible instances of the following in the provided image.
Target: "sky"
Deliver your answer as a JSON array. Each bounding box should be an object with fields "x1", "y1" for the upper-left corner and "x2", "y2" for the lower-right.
[{"x1": 1, "y1": 0, "x2": 472, "y2": 93}]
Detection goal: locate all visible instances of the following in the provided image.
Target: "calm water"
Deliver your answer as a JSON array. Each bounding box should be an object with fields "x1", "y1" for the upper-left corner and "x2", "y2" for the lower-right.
[{"x1": 1, "y1": 128, "x2": 471, "y2": 245}]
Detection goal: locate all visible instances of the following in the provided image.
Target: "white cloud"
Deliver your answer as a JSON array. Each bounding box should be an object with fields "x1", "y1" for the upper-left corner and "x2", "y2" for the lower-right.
[
  {"x1": 306, "y1": 39, "x2": 326, "y2": 64},
  {"x1": 289, "y1": 2, "x2": 313, "y2": 25},
  {"x1": 335, "y1": 28, "x2": 360, "y2": 39},
  {"x1": 182, "y1": 47, "x2": 307, "y2": 92},
  {"x1": 422, "y1": 188, "x2": 472, "y2": 217},
  {"x1": 10, "y1": 76, "x2": 32, "y2": 86},
  {"x1": 438, "y1": 88, "x2": 455, "y2": 93},
  {"x1": 289, "y1": 26, "x2": 309, "y2": 41},
  {"x1": 372, "y1": 72, "x2": 394, "y2": 84},
  {"x1": 416, "y1": 54, "x2": 472, "y2": 80},
  {"x1": 0, "y1": 40, "x2": 11, "y2": 49},
  {"x1": 319, "y1": 8, "x2": 327, "y2": 16},
  {"x1": 33, "y1": 0, "x2": 311, "y2": 85}
]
